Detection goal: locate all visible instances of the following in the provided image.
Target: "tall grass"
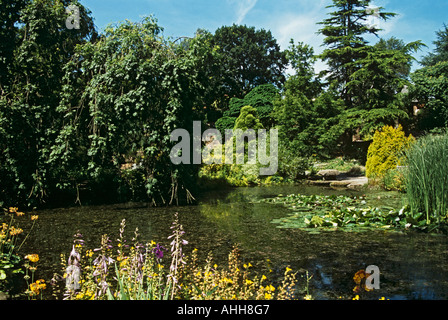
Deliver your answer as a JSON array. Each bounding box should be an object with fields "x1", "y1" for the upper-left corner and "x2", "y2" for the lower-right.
[{"x1": 404, "y1": 132, "x2": 448, "y2": 225}]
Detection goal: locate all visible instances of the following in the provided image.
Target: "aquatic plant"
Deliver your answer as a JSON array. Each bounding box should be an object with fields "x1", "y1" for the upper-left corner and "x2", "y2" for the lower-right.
[
  {"x1": 403, "y1": 132, "x2": 448, "y2": 228},
  {"x1": 261, "y1": 193, "x2": 426, "y2": 233}
]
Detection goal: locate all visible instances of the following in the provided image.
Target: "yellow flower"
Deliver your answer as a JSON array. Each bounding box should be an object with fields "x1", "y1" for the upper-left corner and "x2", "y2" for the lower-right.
[
  {"x1": 16, "y1": 211, "x2": 25, "y2": 217},
  {"x1": 285, "y1": 267, "x2": 292, "y2": 273},
  {"x1": 265, "y1": 285, "x2": 275, "y2": 292},
  {"x1": 29, "y1": 279, "x2": 46, "y2": 295},
  {"x1": 31, "y1": 215, "x2": 39, "y2": 221},
  {"x1": 245, "y1": 279, "x2": 253, "y2": 285},
  {"x1": 8, "y1": 207, "x2": 18, "y2": 213},
  {"x1": 25, "y1": 254, "x2": 39, "y2": 263},
  {"x1": 264, "y1": 293, "x2": 272, "y2": 300},
  {"x1": 353, "y1": 295, "x2": 360, "y2": 300},
  {"x1": 222, "y1": 278, "x2": 233, "y2": 284},
  {"x1": 261, "y1": 275, "x2": 267, "y2": 281},
  {"x1": 304, "y1": 294, "x2": 313, "y2": 300},
  {"x1": 119, "y1": 258, "x2": 129, "y2": 268},
  {"x1": 9, "y1": 227, "x2": 23, "y2": 236}
]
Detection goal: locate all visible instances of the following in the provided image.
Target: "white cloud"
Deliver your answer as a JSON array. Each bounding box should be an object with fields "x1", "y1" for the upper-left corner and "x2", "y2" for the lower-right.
[
  {"x1": 228, "y1": 0, "x2": 258, "y2": 25},
  {"x1": 265, "y1": 0, "x2": 329, "y2": 74}
]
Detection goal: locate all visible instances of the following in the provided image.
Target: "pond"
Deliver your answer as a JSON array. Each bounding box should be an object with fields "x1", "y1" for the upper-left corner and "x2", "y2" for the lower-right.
[{"x1": 19, "y1": 184, "x2": 448, "y2": 300}]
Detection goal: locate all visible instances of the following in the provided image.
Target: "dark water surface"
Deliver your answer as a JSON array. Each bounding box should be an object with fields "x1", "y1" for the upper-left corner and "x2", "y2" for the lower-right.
[{"x1": 20, "y1": 185, "x2": 448, "y2": 300}]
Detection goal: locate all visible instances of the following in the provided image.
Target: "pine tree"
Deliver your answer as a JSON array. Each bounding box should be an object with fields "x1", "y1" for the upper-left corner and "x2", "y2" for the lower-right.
[{"x1": 317, "y1": 0, "x2": 396, "y2": 107}]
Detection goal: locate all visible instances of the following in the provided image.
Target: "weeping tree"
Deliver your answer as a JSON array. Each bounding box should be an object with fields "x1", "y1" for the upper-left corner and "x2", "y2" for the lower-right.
[
  {"x1": 0, "y1": 0, "x2": 97, "y2": 207},
  {"x1": 49, "y1": 17, "x2": 208, "y2": 206}
]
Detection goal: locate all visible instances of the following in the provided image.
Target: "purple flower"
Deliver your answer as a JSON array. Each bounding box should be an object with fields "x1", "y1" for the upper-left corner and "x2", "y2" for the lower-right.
[{"x1": 152, "y1": 244, "x2": 165, "y2": 260}]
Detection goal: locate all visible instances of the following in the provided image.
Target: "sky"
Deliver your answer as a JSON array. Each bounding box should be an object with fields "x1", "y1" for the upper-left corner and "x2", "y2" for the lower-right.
[{"x1": 80, "y1": 0, "x2": 448, "y2": 73}]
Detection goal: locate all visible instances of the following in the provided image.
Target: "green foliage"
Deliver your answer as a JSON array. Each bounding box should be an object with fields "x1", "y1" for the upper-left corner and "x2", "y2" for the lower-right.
[
  {"x1": 421, "y1": 23, "x2": 448, "y2": 67},
  {"x1": 365, "y1": 125, "x2": 414, "y2": 179},
  {"x1": 410, "y1": 61, "x2": 448, "y2": 130},
  {"x1": 216, "y1": 84, "x2": 280, "y2": 133},
  {"x1": 215, "y1": 116, "x2": 237, "y2": 136},
  {"x1": 348, "y1": 43, "x2": 423, "y2": 111},
  {"x1": 234, "y1": 106, "x2": 264, "y2": 131},
  {"x1": 0, "y1": 0, "x2": 97, "y2": 207},
  {"x1": 50, "y1": 17, "x2": 208, "y2": 205},
  {"x1": 277, "y1": 147, "x2": 311, "y2": 181},
  {"x1": 199, "y1": 162, "x2": 261, "y2": 187},
  {"x1": 212, "y1": 24, "x2": 287, "y2": 98},
  {"x1": 409, "y1": 25, "x2": 448, "y2": 131},
  {"x1": 404, "y1": 132, "x2": 448, "y2": 227},
  {"x1": 239, "y1": 84, "x2": 279, "y2": 128},
  {"x1": 317, "y1": 0, "x2": 396, "y2": 106}
]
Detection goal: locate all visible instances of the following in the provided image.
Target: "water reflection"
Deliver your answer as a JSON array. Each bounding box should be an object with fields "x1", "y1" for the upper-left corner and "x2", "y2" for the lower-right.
[{"x1": 20, "y1": 185, "x2": 448, "y2": 300}]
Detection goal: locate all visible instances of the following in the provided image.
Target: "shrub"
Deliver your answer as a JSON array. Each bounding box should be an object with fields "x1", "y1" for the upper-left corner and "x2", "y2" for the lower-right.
[
  {"x1": 404, "y1": 132, "x2": 448, "y2": 226},
  {"x1": 365, "y1": 125, "x2": 414, "y2": 179},
  {"x1": 215, "y1": 116, "x2": 236, "y2": 136},
  {"x1": 234, "y1": 106, "x2": 264, "y2": 131}
]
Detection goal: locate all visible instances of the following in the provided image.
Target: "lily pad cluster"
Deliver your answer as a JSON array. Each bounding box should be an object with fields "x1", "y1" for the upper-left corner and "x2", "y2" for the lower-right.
[{"x1": 261, "y1": 194, "x2": 428, "y2": 233}]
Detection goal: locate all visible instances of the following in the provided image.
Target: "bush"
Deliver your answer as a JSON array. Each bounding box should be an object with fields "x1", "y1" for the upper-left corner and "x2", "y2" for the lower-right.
[
  {"x1": 365, "y1": 125, "x2": 414, "y2": 179},
  {"x1": 404, "y1": 132, "x2": 448, "y2": 226},
  {"x1": 277, "y1": 148, "x2": 311, "y2": 180},
  {"x1": 234, "y1": 106, "x2": 264, "y2": 131},
  {"x1": 215, "y1": 116, "x2": 236, "y2": 136}
]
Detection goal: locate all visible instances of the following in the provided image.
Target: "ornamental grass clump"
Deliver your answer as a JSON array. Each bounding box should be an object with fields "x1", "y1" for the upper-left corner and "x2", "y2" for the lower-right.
[
  {"x1": 403, "y1": 132, "x2": 448, "y2": 227},
  {"x1": 54, "y1": 212, "x2": 305, "y2": 300}
]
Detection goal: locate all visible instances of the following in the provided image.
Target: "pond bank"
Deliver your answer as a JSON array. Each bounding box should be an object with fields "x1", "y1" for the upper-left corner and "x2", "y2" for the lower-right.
[{"x1": 306, "y1": 169, "x2": 369, "y2": 190}]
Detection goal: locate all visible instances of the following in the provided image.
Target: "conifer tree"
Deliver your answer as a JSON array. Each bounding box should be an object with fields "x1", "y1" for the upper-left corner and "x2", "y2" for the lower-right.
[{"x1": 317, "y1": 0, "x2": 396, "y2": 107}]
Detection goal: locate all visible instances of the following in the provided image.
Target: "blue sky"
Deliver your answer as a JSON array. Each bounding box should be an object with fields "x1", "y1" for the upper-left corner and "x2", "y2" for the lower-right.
[{"x1": 80, "y1": 0, "x2": 448, "y2": 72}]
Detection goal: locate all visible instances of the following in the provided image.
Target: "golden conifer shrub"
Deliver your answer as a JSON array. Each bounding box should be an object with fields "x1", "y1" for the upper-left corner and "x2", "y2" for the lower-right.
[{"x1": 366, "y1": 125, "x2": 415, "y2": 179}]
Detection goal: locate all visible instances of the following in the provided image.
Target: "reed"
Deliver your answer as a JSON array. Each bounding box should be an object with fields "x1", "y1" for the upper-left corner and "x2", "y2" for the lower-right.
[{"x1": 404, "y1": 132, "x2": 448, "y2": 225}]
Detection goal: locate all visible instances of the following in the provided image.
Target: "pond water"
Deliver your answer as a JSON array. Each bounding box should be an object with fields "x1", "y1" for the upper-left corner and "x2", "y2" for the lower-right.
[{"x1": 19, "y1": 184, "x2": 448, "y2": 300}]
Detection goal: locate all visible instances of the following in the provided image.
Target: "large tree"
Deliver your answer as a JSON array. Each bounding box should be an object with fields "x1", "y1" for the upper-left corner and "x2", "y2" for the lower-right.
[
  {"x1": 410, "y1": 24, "x2": 448, "y2": 130},
  {"x1": 421, "y1": 24, "x2": 448, "y2": 67},
  {"x1": 317, "y1": 0, "x2": 396, "y2": 107},
  {"x1": 212, "y1": 24, "x2": 287, "y2": 100},
  {"x1": 49, "y1": 17, "x2": 210, "y2": 206},
  {"x1": 0, "y1": 0, "x2": 97, "y2": 207},
  {"x1": 316, "y1": 0, "x2": 424, "y2": 155}
]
